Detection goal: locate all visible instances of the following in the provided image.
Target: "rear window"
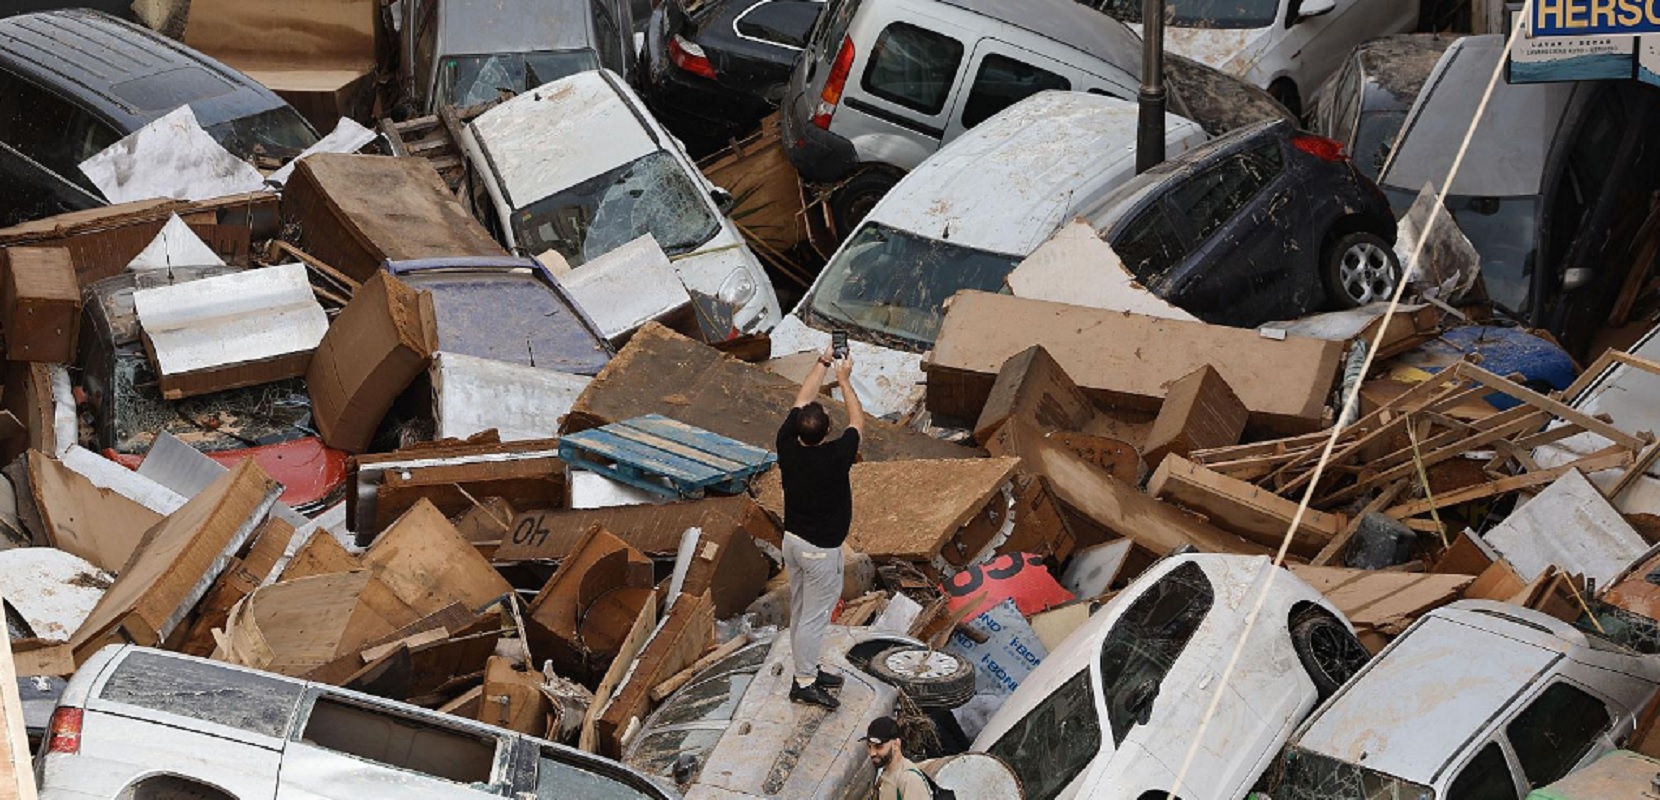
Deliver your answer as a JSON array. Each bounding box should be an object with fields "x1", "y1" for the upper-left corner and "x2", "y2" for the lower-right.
[
  {"x1": 860, "y1": 22, "x2": 963, "y2": 115},
  {"x1": 962, "y1": 55, "x2": 1070, "y2": 129},
  {"x1": 99, "y1": 650, "x2": 303, "y2": 738}
]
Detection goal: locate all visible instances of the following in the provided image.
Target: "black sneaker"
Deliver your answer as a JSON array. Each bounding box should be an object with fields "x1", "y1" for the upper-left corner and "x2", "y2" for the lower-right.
[
  {"x1": 815, "y1": 669, "x2": 844, "y2": 689},
  {"x1": 789, "y1": 681, "x2": 840, "y2": 709}
]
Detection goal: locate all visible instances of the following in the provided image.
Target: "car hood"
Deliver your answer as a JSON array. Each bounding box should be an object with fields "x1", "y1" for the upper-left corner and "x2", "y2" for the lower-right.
[{"x1": 1129, "y1": 23, "x2": 1271, "y2": 80}]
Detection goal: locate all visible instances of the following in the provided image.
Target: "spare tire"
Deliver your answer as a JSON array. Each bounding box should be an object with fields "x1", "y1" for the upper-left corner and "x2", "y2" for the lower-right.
[{"x1": 866, "y1": 646, "x2": 976, "y2": 710}]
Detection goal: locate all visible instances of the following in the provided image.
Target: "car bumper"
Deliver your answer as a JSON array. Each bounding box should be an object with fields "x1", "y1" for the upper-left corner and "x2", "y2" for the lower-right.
[{"x1": 779, "y1": 84, "x2": 858, "y2": 184}]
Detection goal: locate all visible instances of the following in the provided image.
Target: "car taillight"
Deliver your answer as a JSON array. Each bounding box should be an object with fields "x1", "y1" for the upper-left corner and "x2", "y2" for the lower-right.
[
  {"x1": 668, "y1": 35, "x2": 717, "y2": 80},
  {"x1": 45, "y1": 707, "x2": 82, "y2": 755},
  {"x1": 814, "y1": 36, "x2": 855, "y2": 130},
  {"x1": 1291, "y1": 133, "x2": 1348, "y2": 163}
]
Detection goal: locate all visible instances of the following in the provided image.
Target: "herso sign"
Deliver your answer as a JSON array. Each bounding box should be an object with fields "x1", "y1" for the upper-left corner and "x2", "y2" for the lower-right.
[{"x1": 1534, "y1": 0, "x2": 1660, "y2": 35}]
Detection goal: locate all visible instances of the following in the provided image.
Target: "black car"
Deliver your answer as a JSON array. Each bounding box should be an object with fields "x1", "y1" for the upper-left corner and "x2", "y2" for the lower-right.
[
  {"x1": 0, "y1": 9, "x2": 319, "y2": 226},
  {"x1": 641, "y1": 0, "x2": 822, "y2": 149},
  {"x1": 1309, "y1": 34, "x2": 1454, "y2": 182},
  {"x1": 1084, "y1": 118, "x2": 1401, "y2": 327}
]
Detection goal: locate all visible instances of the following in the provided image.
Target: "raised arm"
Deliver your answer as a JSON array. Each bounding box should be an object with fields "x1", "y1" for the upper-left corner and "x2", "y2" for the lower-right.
[
  {"x1": 794, "y1": 344, "x2": 835, "y2": 408},
  {"x1": 837, "y1": 354, "x2": 865, "y2": 435}
]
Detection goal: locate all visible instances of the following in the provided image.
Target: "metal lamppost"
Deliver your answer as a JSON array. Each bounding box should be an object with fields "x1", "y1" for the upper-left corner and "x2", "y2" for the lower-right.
[{"x1": 1136, "y1": 0, "x2": 1166, "y2": 174}]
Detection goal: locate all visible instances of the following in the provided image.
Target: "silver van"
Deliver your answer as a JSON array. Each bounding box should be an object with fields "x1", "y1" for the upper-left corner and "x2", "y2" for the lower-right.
[
  {"x1": 778, "y1": 0, "x2": 1144, "y2": 231},
  {"x1": 36, "y1": 645, "x2": 674, "y2": 800}
]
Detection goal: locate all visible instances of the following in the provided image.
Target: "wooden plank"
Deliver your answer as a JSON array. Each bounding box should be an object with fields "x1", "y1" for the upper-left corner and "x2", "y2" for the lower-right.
[
  {"x1": 1609, "y1": 440, "x2": 1660, "y2": 502},
  {"x1": 271, "y1": 240, "x2": 361, "y2": 292},
  {"x1": 1288, "y1": 565, "x2": 1473, "y2": 636},
  {"x1": 1384, "y1": 446, "x2": 1634, "y2": 519},
  {"x1": 580, "y1": 595, "x2": 655, "y2": 754},
  {"x1": 1452, "y1": 362, "x2": 1647, "y2": 451},
  {"x1": 494, "y1": 495, "x2": 776, "y2": 561},
  {"x1": 567, "y1": 323, "x2": 972, "y2": 462},
  {"x1": 1311, "y1": 481, "x2": 1409, "y2": 566},
  {"x1": 1321, "y1": 408, "x2": 1551, "y2": 504},
  {"x1": 1190, "y1": 430, "x2": 1337, "y2": 462},
  {"x1": 596, "y1": 592, "x2": 714, "y2": 757},
  {"x1": 651, "y1": 634, "x2": 748, "y2": 702},
  {"x1": 1147, "y1": 454, "x2": 1342, "y2": 558},
  {"x1": 0, "y1": 609, "x2": 37, "y2": 800},
  {"x1": 622, "y1": 415, "x2": 776, "y2": 467}
]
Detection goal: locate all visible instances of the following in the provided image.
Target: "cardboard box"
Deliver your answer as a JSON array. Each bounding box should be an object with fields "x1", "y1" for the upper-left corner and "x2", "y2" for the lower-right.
[
  {"x1": 924, "y1": 291, "x2": 1344, "y2": 433},
  {"x1": 525, "y1": 524, "x2": 655, "y2": 679},
  {"x1": 1, "y1": 247, "x2": 80, "y2": 363},
  {"x1": 1143, "y1": 365, "x2": 1248, "y2": 466},
  {"x1": 308, "y1": 272, "x2": 440, "y2": 453},
  {"x1": 282, "y1": 155, "x2": 506, "y2": 282},
  {"x1": 974, "y1": 345, "x2": 1096, "y2": 445}
]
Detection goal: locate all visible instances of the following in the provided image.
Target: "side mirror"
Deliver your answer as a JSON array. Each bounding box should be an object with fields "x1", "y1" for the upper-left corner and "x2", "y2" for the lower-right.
[
  {"x1": 1563, "y1": 267, "x2": 1593, "y2": 292},
  {"x1": 711, "y1": 186, "x2": 737, "y2": 215},
  {"x1": 1296, "y1": 0, "x2": 1337, "y2": 21}
]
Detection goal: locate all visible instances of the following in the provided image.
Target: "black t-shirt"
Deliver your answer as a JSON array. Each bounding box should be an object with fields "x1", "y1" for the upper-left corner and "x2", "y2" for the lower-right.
[{"x1": 775, "y1": 407, "x2": 860, "y2": 548}]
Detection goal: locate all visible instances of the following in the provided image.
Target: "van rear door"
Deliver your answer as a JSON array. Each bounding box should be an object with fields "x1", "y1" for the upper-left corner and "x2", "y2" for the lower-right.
[{"x1": 833, "y1": 13, "x2": 970, "y2": 166}]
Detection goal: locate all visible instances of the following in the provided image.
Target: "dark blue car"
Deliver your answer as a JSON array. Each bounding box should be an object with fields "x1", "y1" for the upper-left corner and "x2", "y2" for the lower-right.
[{"x1": 1084, "y1": 117, "x2": 1401, "y2": 327}]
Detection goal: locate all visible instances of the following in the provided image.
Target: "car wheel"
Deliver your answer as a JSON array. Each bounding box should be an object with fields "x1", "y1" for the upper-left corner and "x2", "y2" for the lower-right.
[
  {"x1": 1290, "y1": 611, "x2": 1370, "y2": 700},
  {"x1": 829, "y1": 169, "x2": 900, "y2": 238},
  {"x1": 1324, "y1": 230, "x2": 1401, "y2": 309},
  {"x1": 1268, "y1": 78, "x2": 1302, "y2": 118},
  {"x1": 866, "y1": 646, "x2": 976, "y2": 710}
]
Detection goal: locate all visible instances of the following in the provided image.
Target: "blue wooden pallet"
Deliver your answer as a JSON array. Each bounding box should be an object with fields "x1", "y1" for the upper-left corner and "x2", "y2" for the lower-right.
[{"x1": 559, "y1": 414, "x2": 777, "y2": 499}]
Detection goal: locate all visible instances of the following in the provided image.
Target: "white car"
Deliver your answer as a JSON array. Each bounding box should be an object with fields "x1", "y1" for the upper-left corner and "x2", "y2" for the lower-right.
[
  {"x1": 768, "y1": 90, "x2": 1206, "y2": 418},
  {"x1": 970, "y1": 554, "x2": 1370, "y2": 800},
  {"x1": 460, "y1": 69, "x2": 783, "y2": 337},
  {"x1": 1082, "y1": 0, "x2": 1421, "y2": 116}
]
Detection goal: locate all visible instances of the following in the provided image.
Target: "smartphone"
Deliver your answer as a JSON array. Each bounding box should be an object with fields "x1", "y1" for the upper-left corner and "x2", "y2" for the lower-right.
[{"x1": 831, "y1": 330, "x2": 849, "y2": 360}]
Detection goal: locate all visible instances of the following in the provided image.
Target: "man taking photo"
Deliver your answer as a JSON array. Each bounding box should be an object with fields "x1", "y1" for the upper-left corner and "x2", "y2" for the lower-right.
[{"x1": 775, "y1": 339, "x2": 864, "y2": 710}]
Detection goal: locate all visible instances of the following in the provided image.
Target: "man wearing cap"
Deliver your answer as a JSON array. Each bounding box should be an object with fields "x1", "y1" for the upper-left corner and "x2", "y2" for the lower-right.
[
  {"x1": 776, "y1": 342, "x2": 865, "y2": 709},
  {"x1": 865, "y1": 716, "x2": 930, "y2": 800}
]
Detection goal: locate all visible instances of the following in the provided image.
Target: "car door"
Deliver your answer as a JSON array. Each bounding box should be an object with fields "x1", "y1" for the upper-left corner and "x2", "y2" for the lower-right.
[
  {"x1": 837, "y1": 16, "x2": 970, "y2": 170},
  {"x1": 1442, "y1": 739, "x2": 1528, "y2": 800},
  {"x1": 1277, "y1": 0, "x2": 1385, "y2": 96},
  {"x1": 275, "y1": 690, "x2": 514, "y2": 800},
  {"x1": 940, "y1": 40, "x2": 1073, "y2": 141},
  {"x1": 1160, "y1": 139, "x2": 1300, "y2": 325},
  {"x1": 1500, "y1": 679, "x2": 1629, "y2": 792}
]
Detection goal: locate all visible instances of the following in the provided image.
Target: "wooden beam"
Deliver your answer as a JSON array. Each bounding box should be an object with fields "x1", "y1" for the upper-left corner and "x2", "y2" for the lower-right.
[
  {"x1": 1608, "y1": 439, "x2": 1660, "y2": 503},
  {"x1": 1322, "y1": 408, "x2": 1551, "y2": 505},
  {"x1": 1453, "y1": 363, "x2": 1647, "y2": 452},
  {"x1": 1384, "y1": 446, "x2": 1633, "y2": 519},
  {"x1": 1312, "y1": 481, "x2": 1409, "y2": 566}
]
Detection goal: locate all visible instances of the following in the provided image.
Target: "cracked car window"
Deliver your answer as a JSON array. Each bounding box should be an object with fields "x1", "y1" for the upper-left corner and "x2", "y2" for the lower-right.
[
  {"x1": 1099, "y1": 560, "x2": 1213, "y2": 745},
  {"x1": 984, "y1": 668, "x2": 1102, "y2": 800},
  {"x1": 99, "y1": 651, "x2": 303, "y2": 738},
  {"x1": 1275, "y1": 746, "x2": 1434, "y2": 800},
  {"x1": 1505, "y1": 682, "x2": 1611, "y2": 789},
  {"x1": 513, "y1": 150, "x2": 720, "y2": 266}
]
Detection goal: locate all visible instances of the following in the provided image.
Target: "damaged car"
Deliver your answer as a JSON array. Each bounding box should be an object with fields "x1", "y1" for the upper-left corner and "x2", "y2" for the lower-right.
[
  {"x1": 770, "y1": 89, "x2": 1207, "y2": 416},
  {"x1": 460, "y1": 69, "x2": 783, "y2": 338},
  {"x1": 0, "y1": 9, "x2": 319, "y2": 226},
  {"x1": 36, "y1": 645, "x2": 674, "y2": 800},
  {"x1": 1080, "y1": 0, "x2": 1421, "y2": 116},
  {"x1": 624, "y1": 626, "x2": 973, "y2": 798},
  {"x1": 970, "y1": 554, "x2": 1370, "y2": 800},
  {"x1": 1264, "y1": 600, "x2": 1660, "y2": 800},
  {"x1": 1307, "y1": 34, "x2": 1454, "y2": 181},
  {"x1": 1083, "y1": 117, "x2": 1400, "y2": 326}
]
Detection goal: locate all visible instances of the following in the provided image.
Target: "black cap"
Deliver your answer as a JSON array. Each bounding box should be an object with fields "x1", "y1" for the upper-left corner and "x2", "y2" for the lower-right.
[{"x1": 865, "y1": 716, "x2": 900, "y2": 745}]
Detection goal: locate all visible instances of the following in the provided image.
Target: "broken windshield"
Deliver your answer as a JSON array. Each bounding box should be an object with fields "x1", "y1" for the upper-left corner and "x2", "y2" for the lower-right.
[
  {"x1": 436, "y1": 51, "x2": 602, "y2": 108},
  {"x1": 984, "y1": 669, "x2": 1102, "y2": 800},
  {"x1": 1086, "y1": 0, "x2": 1281, "y2": 29},
  {"x1": 1275, "y1": 747, "x2": 1434, "y2": 800},
  {"x1": 805, "y1": 222, "x2": 1022, "y2": 350},
  {"x1": 512, "y1": 150, "x2": 720, "y2": 267},
  {"x1": 202, "y1": 106, "x2": 318, "y2": 161}
]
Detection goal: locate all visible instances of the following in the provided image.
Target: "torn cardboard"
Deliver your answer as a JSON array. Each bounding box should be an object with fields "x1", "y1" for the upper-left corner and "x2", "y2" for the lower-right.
[
  {"x1": 526, "y1": 524, "x2": 655, "y2": 679},
  {"x1": 26, "y1": 450, "x2": 164, "y2": 573},
  {"x1": 361, "y1": 499, "x2": 514, "y2": 618},
  {"x1": 306, "y1": 271, "x2": 439, "y2": 452}
]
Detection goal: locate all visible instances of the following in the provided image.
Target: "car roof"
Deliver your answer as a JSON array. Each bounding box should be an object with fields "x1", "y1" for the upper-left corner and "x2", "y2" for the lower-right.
[
  {"x1": 1082, "y1": 117, "x2": 1288, "y2": 236},
  {"x1": 863, "y1": 92, "x2": 1203, "y2": 256},
  {"x1": 933, "y1": 0, "x2": 1142, "y2": 77},
  {"x1": 438, "y1": 0, "x2": 597, "y2": 57},
  {"x1": 0, "y1": 9, "x2": 289, "y2": 132},
  {"x1": 1291, "y1": 601, "x2": 1648, "y2": 784},
  {"x1": 469, "y1": 69, "x2": 658, "y2": 208},
  {"x1": 1379, "y1": 34, "x2": 1580, "y2": 198}
]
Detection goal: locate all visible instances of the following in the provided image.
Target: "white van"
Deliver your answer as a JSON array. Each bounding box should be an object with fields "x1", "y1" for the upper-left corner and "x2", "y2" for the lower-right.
[
  {"x1": 461, "y1": 69, "x2": 784, "y2": 337},
  {"x1": 768, "y1": 90, "x2": 1205, "y2": 417}
]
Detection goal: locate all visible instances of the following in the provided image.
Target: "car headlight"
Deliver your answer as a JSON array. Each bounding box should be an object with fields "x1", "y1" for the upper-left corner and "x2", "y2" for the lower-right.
[{"x1": 717, "y1": 270, "x2": 758, "y2": 307}]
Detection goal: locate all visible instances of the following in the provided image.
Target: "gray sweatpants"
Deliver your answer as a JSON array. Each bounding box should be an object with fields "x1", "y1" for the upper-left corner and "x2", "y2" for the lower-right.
[{"x1": 784, "y1": 532, "x2": 843, "y2": 685}]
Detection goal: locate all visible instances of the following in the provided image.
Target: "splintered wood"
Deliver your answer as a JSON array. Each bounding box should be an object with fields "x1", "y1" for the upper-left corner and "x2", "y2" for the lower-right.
[{"x1": 1188, "y1": 361, "x2": 1653, "y2": 537}]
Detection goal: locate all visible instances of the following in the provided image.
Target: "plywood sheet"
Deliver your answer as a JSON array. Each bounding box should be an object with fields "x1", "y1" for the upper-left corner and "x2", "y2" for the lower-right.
[
  {"x1": 567, "y1": 323, "x2": 973, "y2": 463},
  {"x1": 494, "y1": 495, "x2": 779, "y2": 561},
  {"x1": 753, "y1": 457, "x2": 1020, "y2": 560},
  {"x1": 1288, "y1": 566, "x2": 1473, "y2": 636},
  {"x1": 362, "y1": 499, "x2": 513, "y2": 618}
]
